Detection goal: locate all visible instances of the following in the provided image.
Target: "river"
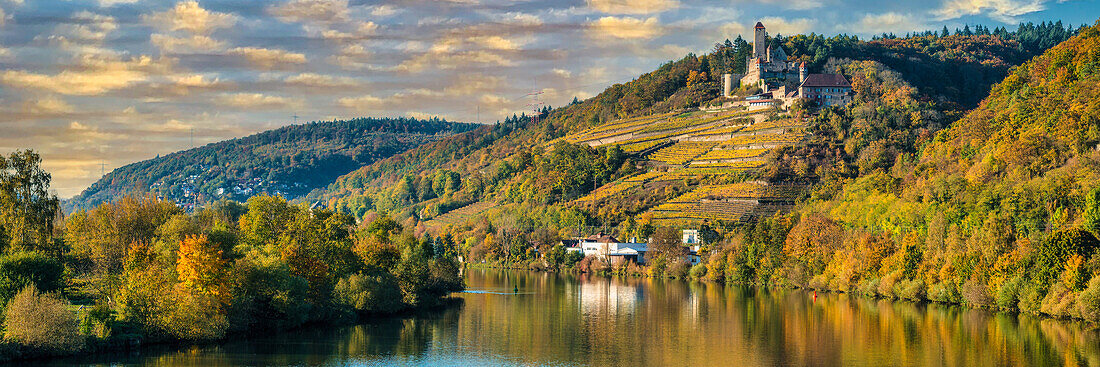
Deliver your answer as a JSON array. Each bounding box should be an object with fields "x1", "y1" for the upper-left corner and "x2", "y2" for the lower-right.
[{"x1": 41, "y1": 268, "x2": 1100, "y2": 366}]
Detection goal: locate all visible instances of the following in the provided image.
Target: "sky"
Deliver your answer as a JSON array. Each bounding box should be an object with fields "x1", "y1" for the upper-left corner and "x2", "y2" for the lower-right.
[{"x1": 0, "y1": 0, "x2": 1097, "y2": 198}]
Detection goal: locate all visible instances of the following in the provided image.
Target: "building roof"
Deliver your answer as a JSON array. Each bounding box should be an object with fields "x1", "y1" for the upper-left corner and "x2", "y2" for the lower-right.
[
  {"x1": 754, "y1": 22, "x2": 765, "y2": 29},
  {"x1": 560, "y1": 239, "x2": 580, "y2": 247},
  {"x1": 585, "y1": 233, "x2": 620, "y2": 243},
  {"x1": 801, "y1": 73, "x2": 852, "y2": 88}
]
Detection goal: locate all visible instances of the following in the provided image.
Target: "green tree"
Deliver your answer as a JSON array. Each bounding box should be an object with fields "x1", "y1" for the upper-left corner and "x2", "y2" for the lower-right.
[{"x1": 0, "y1": 150, "x2": 60, "y2": 253}]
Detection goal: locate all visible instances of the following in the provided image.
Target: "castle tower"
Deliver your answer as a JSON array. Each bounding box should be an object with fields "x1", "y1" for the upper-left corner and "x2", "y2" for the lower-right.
[
  {"x1": 753, "y1": 22, "x2": 766, "y2": 60},
  {"x1": 799, "y1": 61, "x2": 807, "y2": 84}
]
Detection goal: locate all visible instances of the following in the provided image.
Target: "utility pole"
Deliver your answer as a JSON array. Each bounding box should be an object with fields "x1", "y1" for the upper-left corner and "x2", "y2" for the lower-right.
[
  {"x1": 99, "y1": 162, "x2": 106, "y2": 178},
  {"x1": 190, "y1": 128, "x2": 194, "y2": 148},
  {"x1": 293, "y1": 114, "x2": 300, "y2": 124}
]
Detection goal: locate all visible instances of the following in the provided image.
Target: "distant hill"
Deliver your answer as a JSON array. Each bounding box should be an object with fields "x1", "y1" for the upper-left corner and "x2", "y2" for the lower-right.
[{"x1": 64, "y1": 117, "x2": 478, "y2": 212}]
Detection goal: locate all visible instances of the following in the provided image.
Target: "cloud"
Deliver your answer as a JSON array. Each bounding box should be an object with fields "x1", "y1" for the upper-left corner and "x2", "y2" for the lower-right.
[
  {"x1": 848, "y1": 12, "x2": 927, "y2": 35},
  {"x1": 143, "y1": 1, "x2": 235, "y2": 34},
  {"x1": 54, "y1": 11, "x2": 118, "y2": 42},
  {"x1": 270, "y1": 0, "x2": 349, "y2": 24},
  {"x1": 218, "y1": 93, "x2": 301, "y2": 109},
  {"x1": 368, "y1": 5, "x2": 398, "y2": 17},
  {"x1": 393, "y1": 28, "x2": 529, "y2": 73},
  {"x1": 588, "y1": 16, "x2": 665, "y2": 39},
  {"x1": 588, "y1": 0, "x2": 679, "y2": 14},
  {"x1": 22, "y1": 95, "x2": 74, "y2": 115},
  {"x1": 150, "y1": 34, "x2": 225, "y2": 53},
  {"x1": 1, "y1": 54, "x2": 171, "y2": 95},
  {"x1": 934, "y1": 0, "x2": 1047, "y2": 23},
  {"x1": 755, "y1": 0, "x2": 823, "y2": 10},
  {"x1": 336, "y1": 94, "x2": 383, "y2": 110},
  {"x1": 552, "y1": 68, "x2": 572, "y2": 78},
  {"x1": 284, "y1": 72, "x2": 356, "y2": 87},
  {"x1": 0, "y1": 7, "x2": 6, "y2": 27},
  {"x1": 328, "y1": 43, "x2": 372, "y2": 70},
  {"x1": 97, "y1": 0, "x2": 139, "y2": 6},
  {"x1": 757, "y1": 17, "x2": 814, "y2": 36},
  {"x1": 229, "y1": 47, "x2": 307, "y2": 69}
]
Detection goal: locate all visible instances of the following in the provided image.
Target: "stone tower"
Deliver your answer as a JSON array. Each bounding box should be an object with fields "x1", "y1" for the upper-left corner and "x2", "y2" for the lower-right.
[
  {"x1": 799, "y1": 61, "x2": 807, "y2": 84},
  {"x1": 753, "y1": 22, "x2": 766, "y2": 60}
]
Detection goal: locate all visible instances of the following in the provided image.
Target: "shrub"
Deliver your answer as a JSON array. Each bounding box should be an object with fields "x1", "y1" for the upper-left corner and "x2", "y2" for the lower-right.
[
  {"x1": 962, "y1": 280, "x2": 993, "y2": 307},
  {"x1": 995, "y1": 276, "x2": 1024, "y2": 310},
  {"x1": 3, "y1": 285, "x2": 83, "y2": 353},
  {"x1": 665, "y1": 260, "x2": 690, "y2": 279},
  {"x1": 334, "y1": 270, "x2": 404, "y2": 314},
  {"x1": 1038, "y1": 283, "x2": 1077, "y2": 317},
  {"x1": 1075, "y1": 276, "x2": 1100, "y2": 322},
  {"x1": 894, "y1": 279, "x2": 925, "y2": 301},
  {"x1": 0, "y1": 251, "x2": 64, "y2": 303},
  {"x1": 689, "y1": 263, "x2": 708, "y2": 279},
  {"x1": 156, "y1": 291, "x2": 228, "y2": 340}
]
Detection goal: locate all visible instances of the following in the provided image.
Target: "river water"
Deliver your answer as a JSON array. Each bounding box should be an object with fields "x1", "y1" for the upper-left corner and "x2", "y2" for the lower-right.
[{"x1": 43, "y1": 268, "x2": 1100, "y2": 366}]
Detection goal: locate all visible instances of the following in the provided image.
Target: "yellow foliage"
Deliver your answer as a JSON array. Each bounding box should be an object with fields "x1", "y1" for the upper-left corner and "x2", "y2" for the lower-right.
[{"x1": 176, "y1": 234, "x2": 227, "y2": 301}]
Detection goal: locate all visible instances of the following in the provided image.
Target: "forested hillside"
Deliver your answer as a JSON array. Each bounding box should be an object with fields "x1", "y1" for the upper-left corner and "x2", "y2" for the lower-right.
[
  {"x1": 65, "y1": 117, "x2": 477, "y2": 212},
  {"x1": 316, "y1": 22, "x2": 1076, "y2": 230},
  {"x1": 711, "y1": 20, "x2": 1100, "y2": 320}
]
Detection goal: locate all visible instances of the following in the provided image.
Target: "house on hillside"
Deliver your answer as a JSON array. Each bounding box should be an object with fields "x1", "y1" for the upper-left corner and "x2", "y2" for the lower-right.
[{"x1": 798, "y1": 73, "x2": 853, "y2": 107}]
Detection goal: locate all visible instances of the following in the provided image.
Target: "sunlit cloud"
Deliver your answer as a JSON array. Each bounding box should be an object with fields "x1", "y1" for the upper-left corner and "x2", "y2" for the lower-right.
[
  {"x1": 151, "y1": 34, "x2": 225, "y2": 53},
  {"x1": 218, "y1": 92, "x2": 302, "y2": 109},
  {"x1": 588, "y1": 0, "x2": 680, "y2": 14},
  {"x1": 935, "y1": 0, "x2": 1048, "y2": 23},
  {"x1": 228, "y1": 47, "x2": 307, "y2": 69},
  {"x1": 143, "y1": 0, "x2": 235, "y2": 34},
  {"x1": 22, "y1": 95, "x2": 75, "y2": 115},
  {"x1": 270, "y1": 0, "x2": 349, "y2": 24},
  {"x1": 285, "y1": 72, "x2": 356, "y2": 87},
  {"x1": 1, "y1": 55, "x2": 172, "y2": 95},
  {"x1": 588, "y1": 16, "x2": 665, "y2": 39}
]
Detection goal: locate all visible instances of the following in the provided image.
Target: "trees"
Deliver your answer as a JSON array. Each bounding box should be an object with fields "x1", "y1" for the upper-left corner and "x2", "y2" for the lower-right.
[
  {"x1": 646, "y1": 227, "x2": 685, "y2": 274},
  {"x1": 0, "y1": 251, "x2": 64, "y2": 303},
  {"x1": 0, "y1": 150, "x2": 59, "y2": 254}
]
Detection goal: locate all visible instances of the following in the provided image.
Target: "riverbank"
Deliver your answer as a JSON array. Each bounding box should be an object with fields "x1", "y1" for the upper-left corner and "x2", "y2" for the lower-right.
[
  {"x1": 0, "y1": 294, "x2": 468, "y2": 365},
  {"x1": 41, "y1": 267, "x2": 1100, "y2": 366},
  {"x1": 464, "y1": 258, "x2": 1100, "y2": 327}
]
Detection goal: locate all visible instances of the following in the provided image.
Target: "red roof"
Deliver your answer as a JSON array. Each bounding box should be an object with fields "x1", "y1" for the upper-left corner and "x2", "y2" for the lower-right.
[
  {"x1": 586, "y1": 233, "x2": 620, "y2": 243},
  {"x1": 801, "y1": 74, "x2": 851, "y2": 88},
  {"x1": 754, "y1": 22, "x2": 765, "y2": 29}
]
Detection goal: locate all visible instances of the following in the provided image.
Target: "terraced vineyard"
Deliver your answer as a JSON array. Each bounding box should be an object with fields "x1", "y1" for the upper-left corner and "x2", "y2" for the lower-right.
[
  {"x1": 648, "y1": 141, "x2": 717, "y2": 165},
  {"x1": 695, "y1": 148, "x2": 769, "y2": 161},
  {"x1": 648, "y1": 182, "x2": 804, "y2": 225},
  {"x1": 425, "y1": 201, "x2": 496, "y2": 228},
  {"x1": 561, "y1": 104, "x2": 813, "y2": 225}
]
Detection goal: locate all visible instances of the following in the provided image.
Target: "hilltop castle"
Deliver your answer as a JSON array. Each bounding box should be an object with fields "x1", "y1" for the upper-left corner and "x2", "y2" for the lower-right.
[
  {"x1": 740, "y1": 22, "x2": 799, "y2": 88},
  {"x1": 729, "y1": 22, "x2": 853, "y2": 108}
]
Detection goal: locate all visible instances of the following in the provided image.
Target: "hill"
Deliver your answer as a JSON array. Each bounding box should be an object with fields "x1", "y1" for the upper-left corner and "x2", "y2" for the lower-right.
[
  {"x1": 315, "y1": 22, "x2": 1076, "y2": 234},
  {"x1": 720, "y1": 20, "x2": 1100, "y2": 320},
  {"x1": 64, "y1": 117, "x2": 478, "y2": 212}
]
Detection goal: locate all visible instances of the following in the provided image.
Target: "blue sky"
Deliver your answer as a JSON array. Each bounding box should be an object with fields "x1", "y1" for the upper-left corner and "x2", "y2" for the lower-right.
[{"x1": 0, "y1": 0, "x2": 1096, "y2": 197}]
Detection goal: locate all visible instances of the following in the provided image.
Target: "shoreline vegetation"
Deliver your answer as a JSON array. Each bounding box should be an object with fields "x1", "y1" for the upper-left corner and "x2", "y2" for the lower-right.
[
  {"x1": 0, "y1": 150, "x2": 464, "y2": 364},
  {"x1": 464, "y1": 238, "x2": 1100, "y2": 328}
]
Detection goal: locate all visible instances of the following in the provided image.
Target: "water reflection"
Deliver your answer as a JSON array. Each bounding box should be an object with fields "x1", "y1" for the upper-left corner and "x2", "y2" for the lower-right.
[{"x1": 41, "y1": 269, "x2": 1100, "y2": 366}]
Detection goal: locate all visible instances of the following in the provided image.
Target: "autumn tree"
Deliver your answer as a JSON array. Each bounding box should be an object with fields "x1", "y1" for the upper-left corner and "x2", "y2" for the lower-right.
[{"x1": 177, "y1": 234, "x2": 227, "y2": 300}]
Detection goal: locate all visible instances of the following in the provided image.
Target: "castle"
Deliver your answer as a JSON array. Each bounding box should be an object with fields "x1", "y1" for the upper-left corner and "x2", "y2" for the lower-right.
[
  {"x1": 728, "y1": 22, "x2": 853, "y2": 108},
  {"x1": 740, "y1": 22, "x2": 799, "y2": 88}
]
